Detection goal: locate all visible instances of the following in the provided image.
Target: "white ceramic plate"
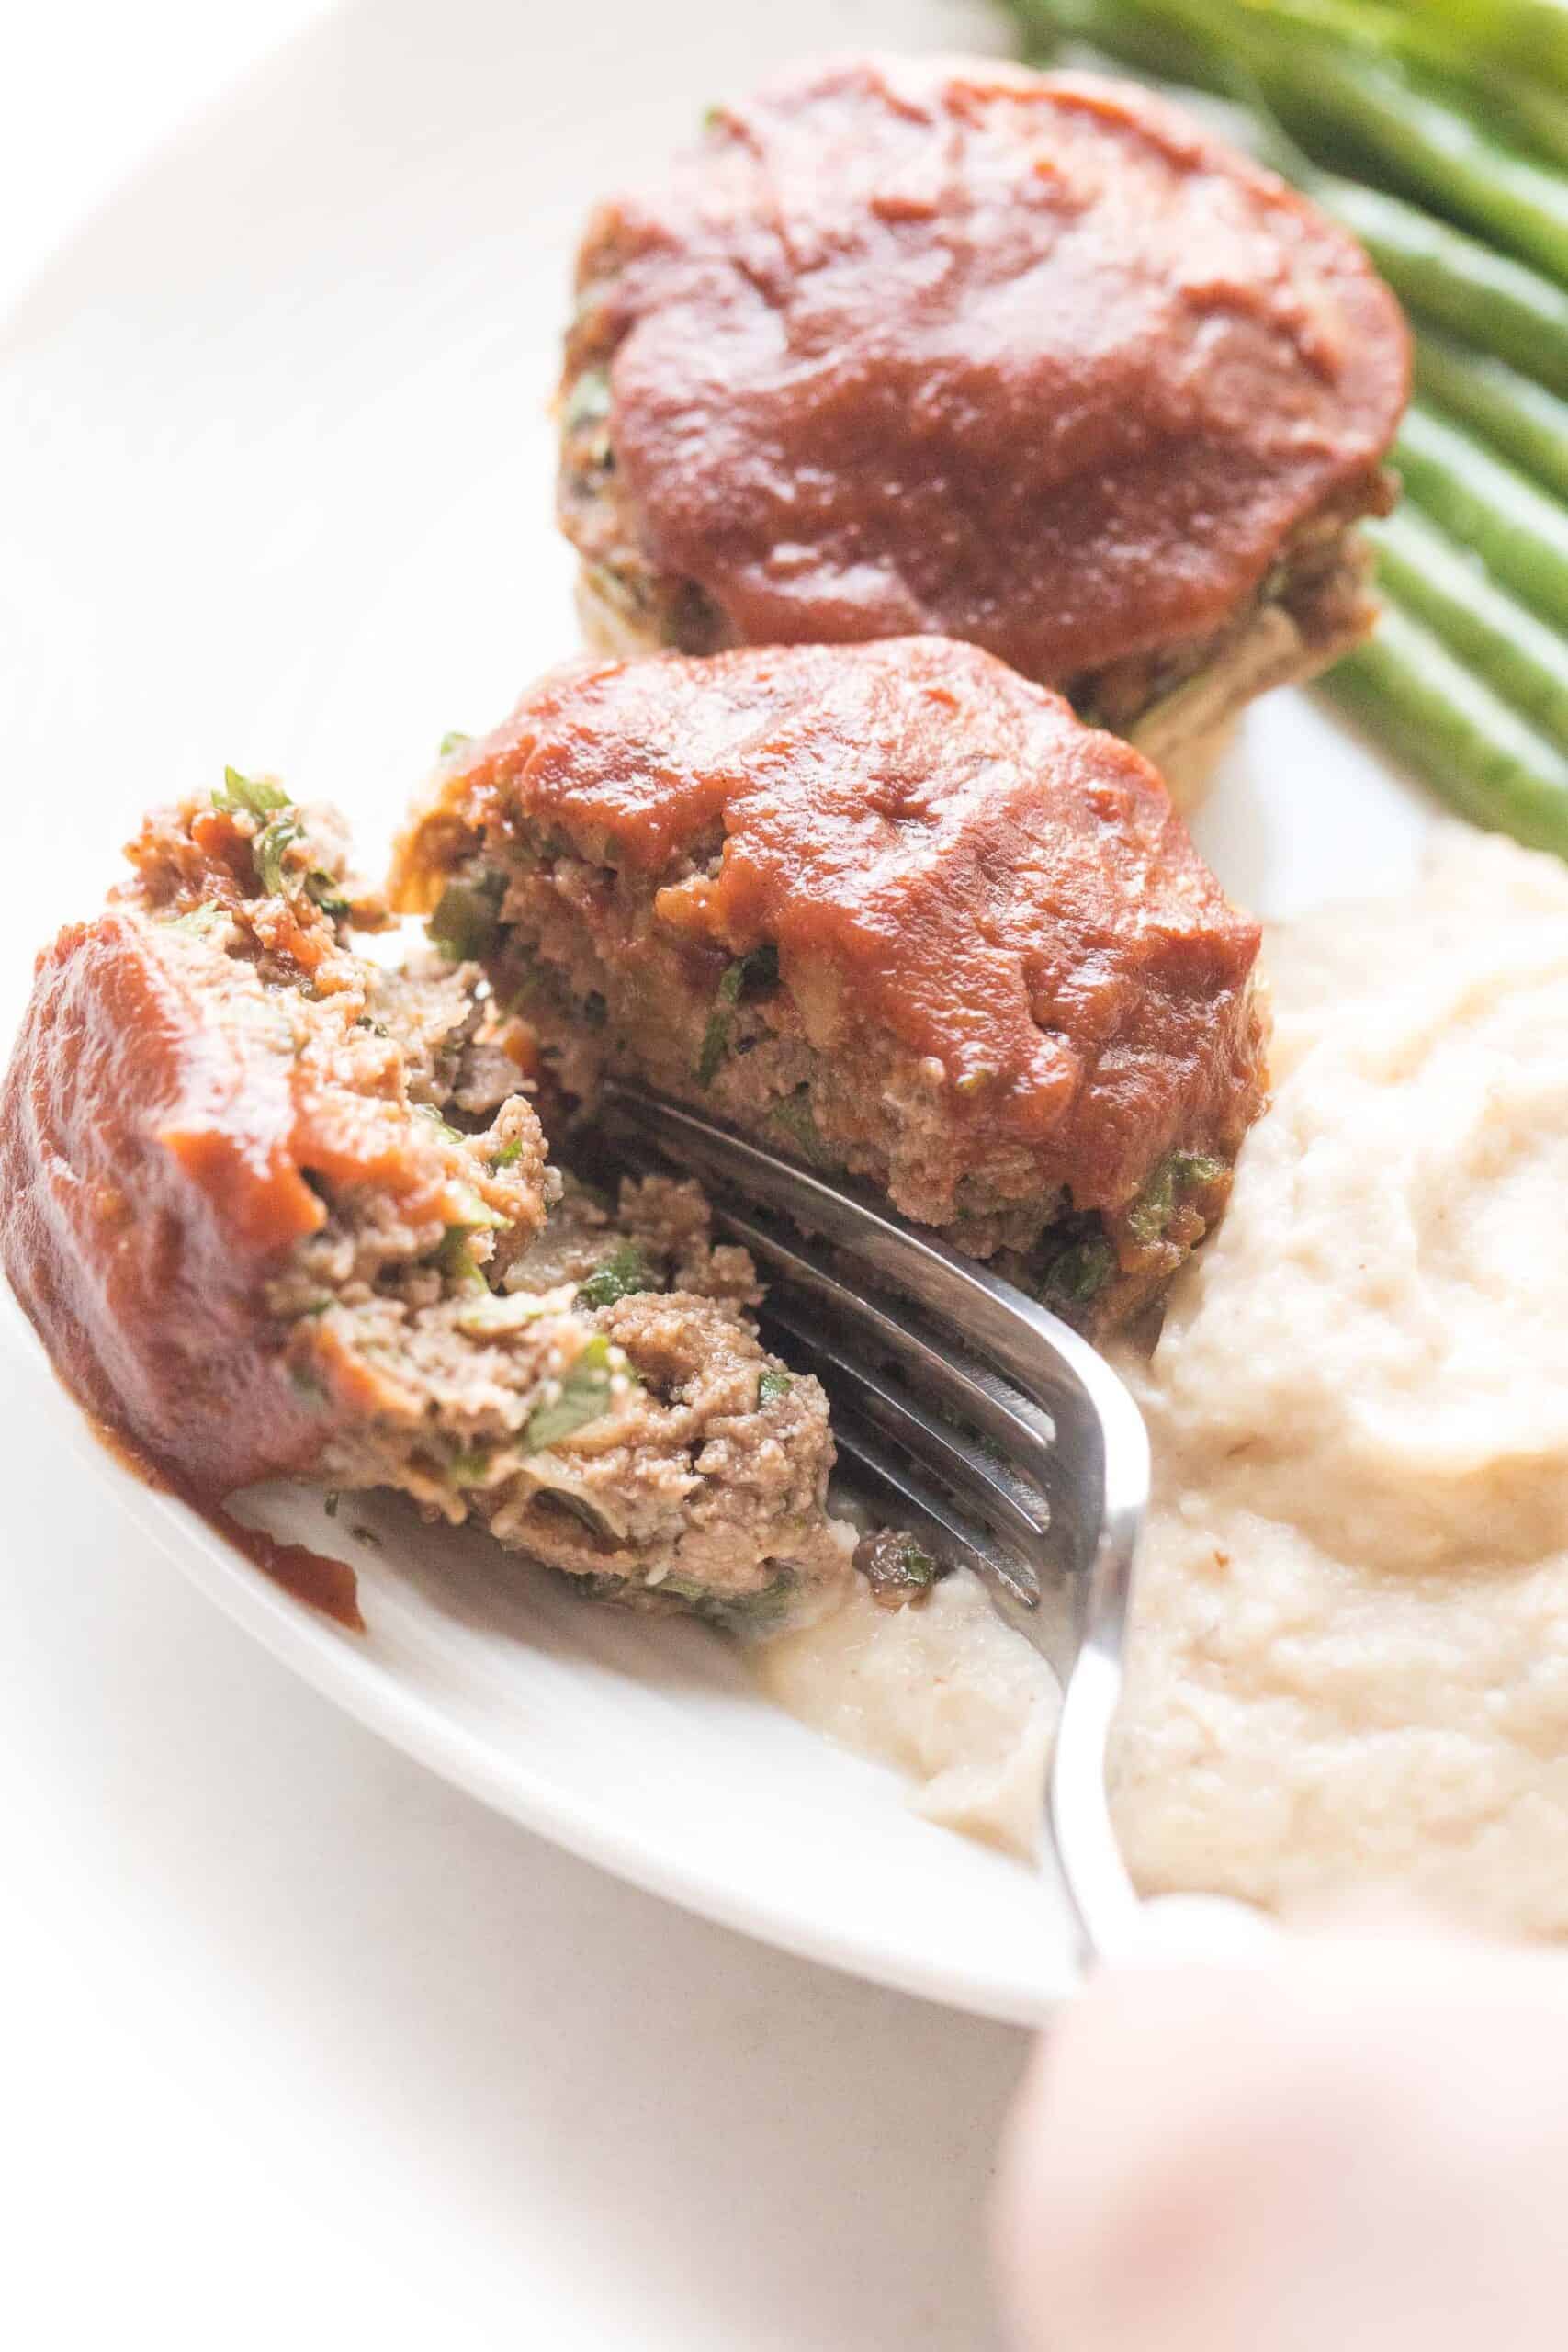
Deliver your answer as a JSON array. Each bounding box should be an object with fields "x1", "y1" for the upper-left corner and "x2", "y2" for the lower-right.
[{"x1": 0, "y1": 0, "x2": 1437, "y2": 2023}]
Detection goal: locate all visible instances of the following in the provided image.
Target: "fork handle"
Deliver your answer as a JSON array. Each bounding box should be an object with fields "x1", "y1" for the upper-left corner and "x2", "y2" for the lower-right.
[{"x1": 1049, "y1": 1591, "x2": 1275, "y2": 1969}]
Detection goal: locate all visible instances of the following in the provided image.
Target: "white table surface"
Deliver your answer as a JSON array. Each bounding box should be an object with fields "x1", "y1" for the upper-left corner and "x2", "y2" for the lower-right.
[{"x1": 2, "y1": 9, "x2": 1028, "y2": 2345}]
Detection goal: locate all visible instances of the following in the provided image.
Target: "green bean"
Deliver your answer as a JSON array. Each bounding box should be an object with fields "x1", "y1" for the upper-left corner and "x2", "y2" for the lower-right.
[
  {"x1": 1366, "y1": 503, "x2": 1568, "y2": 745},
  {"x1": 1018, "y1": 0, "x2": 1568, "y2": 163},
  {"x1": 1315, "y1": 178, "x2": 1568, "y2": 395},
  {"x1": 1414, "y1": 330, "x2": 1568, "y2": 498},
  {"x1": 1010, "y1": 6, "x2": 1568, "y2": 397},
  {"x1": 1472, "y1": 77, "x2": 1568, "y2": 175},
  {"x1": 1243, "y1": 0, "x2": 1505, "y2": 84},
  {"x1": 1266, "y1": 40, "x2": 1568, "y2": 284},
  {"x1": 1003, "y1": 0, "x2": 1568, "y2": 867},
  {"x1": 1393, "y1": 0, "x2": 1568, "y2": 96},
  {"x1": 1396, "y1": 401, "x2": 1568, "y2": 630},
  {"x1": 1046, "y1": 0, "x2": 1568, "y2": 278},
  {"x1": 1181, "y1": 0, "x2": 1568, "y2": 167},
  {"x1": 1008, "y1": 0, "x2": 1232, "y2": 87},
  {"x1": 1114, "y1": 0, "x2": 1568, "y2": 280},
  {"x1": 1325, "y1": 602, "x2": 1568, "y2": 855}
]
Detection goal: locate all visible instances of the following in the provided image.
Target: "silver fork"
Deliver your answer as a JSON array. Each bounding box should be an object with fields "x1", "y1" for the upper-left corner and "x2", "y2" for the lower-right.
[{"x1": 598, "y1": 1078, "x2": 1149, "y2": 1966}]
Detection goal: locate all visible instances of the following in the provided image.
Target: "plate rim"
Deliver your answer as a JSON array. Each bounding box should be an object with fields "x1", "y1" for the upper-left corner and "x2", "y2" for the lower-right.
[{"x1": 2, "y1": 1295, "x2": 1061, "y2": 2025}]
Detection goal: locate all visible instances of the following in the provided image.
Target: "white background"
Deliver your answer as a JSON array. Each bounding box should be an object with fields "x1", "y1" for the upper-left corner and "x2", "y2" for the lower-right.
[{"x1": 2, "y1": 7, "x2": 1028, "y2": 2346}]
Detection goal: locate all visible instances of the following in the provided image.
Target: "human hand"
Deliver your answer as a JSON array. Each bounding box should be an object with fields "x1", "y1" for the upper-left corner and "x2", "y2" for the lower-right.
[{"x1": 995, "y1": 1917, "x2": 1568, "y2": 2352}]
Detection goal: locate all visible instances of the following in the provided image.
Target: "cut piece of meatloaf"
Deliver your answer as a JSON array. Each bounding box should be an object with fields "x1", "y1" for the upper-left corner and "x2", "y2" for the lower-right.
[
  {"x1": 0, "y1": 776, "x2": 847, "y2": 1622},
  {"x1": 390, "y1": 638, "x2": 1269, "y2": 1331},
  {"x1": 558, "y1": 54, "x2": 1409, "y2": 804}
]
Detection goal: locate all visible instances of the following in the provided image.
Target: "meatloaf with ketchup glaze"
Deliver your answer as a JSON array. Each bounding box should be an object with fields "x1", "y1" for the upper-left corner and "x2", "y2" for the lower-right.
[
  {"x1": 0, "y1": 778, "x2": 846, "y2": 1623},
  {"x1": 391, "y1": 638, "x2": 1269, "y2": 1331},
  {"x1": 558, "y1": 55, "x2": 1410, "y2": 802}
]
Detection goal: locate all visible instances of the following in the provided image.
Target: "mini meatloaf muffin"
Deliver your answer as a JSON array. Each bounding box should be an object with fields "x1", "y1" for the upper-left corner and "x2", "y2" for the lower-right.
[
  {"x1": 0, "y1": 776, "x2": 845, "y2": 1623},
  {"x1": 558, "y1": 55, "x2": 1410, "y2": 802},
  {"x1": 390, "y1": 639, "x2": 1269, "y2": 1330}
]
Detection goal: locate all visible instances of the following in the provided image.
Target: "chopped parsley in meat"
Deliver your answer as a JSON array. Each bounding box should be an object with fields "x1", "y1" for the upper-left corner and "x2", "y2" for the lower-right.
[
  {"x1": 254, "y1": 812, "x2": 304, "y2": 898},
  {"x1": 429, "y1": 870, "x2": 505, "y2": 964},
  {"x1": 855, "y1": 1527, "x2": 942, "y2": 1610},
  {"x1": 577, "y1": 1242, "x2": 660, "y2": 1309},
  {"x1": 213, "y1": 766, "x2": 288, "y2": 820},
  {"x1": 695, "y1": 945, "x2": 779, "y2": 1087},
  {"x1": 390, "y1": 639, "x2": 1266, "y2": 1335},
  {"x1": 1, "y1": 786, "x2": 852, "y2": 1629},
  {"x1": 1127, "y1": 1150, "x2": 1227, "y2": 1246},
  {"x1": 1043, "y1": 1234, "x2": 1116, "y2": 1309},
  {"x1": 523, "y1": 1334, "x2": 619, "y2": 1451}
]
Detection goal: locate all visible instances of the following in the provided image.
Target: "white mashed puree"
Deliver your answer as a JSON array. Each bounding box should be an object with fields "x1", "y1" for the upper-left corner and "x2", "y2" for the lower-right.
[{"x1": 760, "y1": 830, "x2": 1568, "y2": 1934}]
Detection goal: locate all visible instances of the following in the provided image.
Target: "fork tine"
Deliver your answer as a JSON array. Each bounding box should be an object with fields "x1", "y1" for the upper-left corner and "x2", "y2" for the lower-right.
[
  {"x1": 597, "y1": 1079, "x2": 1155, "y2": 1967},
  {"x1": 825, "y1": 1415, "x2": 1042, "y2": 1610},
  {"x1": 600, "y1": 1079, "x2": 1148, "y2": 1580},
  {"x1": 709, "y1": 1198, "x2": 1060, "y2": 1499},
  {"x1": 761, "y1": 1294, "x2": 1053, "y2": 1583}
]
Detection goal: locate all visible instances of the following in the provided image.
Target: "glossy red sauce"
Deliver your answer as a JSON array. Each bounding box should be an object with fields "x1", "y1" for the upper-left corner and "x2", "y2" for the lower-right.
[
  {"x1": 0, "y1": 912, "x2": 349, "y2": 1495},
  {"x1": 90, "y1": 1413, "x2": 364, "y2": 1633},
  {"x1": 0, "y1": 896, "x2": 491, "y2": 1498},
  {"x1": 435, "y1": 639, "x2": 1263, "y2": 1196},
  {"x1": 211, "y1": 1513, "x2": 365, "y2": 1631},
  {"x1": 1, "y1": 904, "x2": 371, "y2": 1629},
  {"x1": 577, "y1": 56, "x2": 1409, "y2": 676}
]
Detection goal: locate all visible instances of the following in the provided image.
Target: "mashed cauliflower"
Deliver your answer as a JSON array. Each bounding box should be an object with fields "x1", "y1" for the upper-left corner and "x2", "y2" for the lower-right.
[{"x1": 760, "y1": 831, "x2": 1568, "y2": 1934}]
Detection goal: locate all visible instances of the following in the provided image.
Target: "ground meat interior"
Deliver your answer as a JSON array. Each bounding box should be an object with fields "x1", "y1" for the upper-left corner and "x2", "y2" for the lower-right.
[
  {"x1": 312, "y1": 1163, "x2": 848, "y2": 1623},
  {"x1": 4, "y1": 780, "x2": 848, "y2": 1624},
  {"x1": 556, "y1": 56, "x2": 1407, "y2": 801},
  {"x1": 391, "y1": 641, "x2": 1268, "y2": 1333}
]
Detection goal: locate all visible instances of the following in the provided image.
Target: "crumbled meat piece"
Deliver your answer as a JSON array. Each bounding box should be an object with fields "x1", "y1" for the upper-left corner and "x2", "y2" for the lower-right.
[
  {"x1": 391, "y1": 638, "x2": 1269, "y2": 1331},
  {"x1": 0, "y1": 781, "x2": 850, "y2": 1621}
]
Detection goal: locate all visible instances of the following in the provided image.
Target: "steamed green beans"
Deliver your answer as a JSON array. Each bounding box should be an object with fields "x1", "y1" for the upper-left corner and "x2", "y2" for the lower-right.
[
  {"x1": 1326, "y1": 604, "x2": 1568, "y2": 854},
  {"x1": 1247, "y1": 36, "x2": 1568, "y2": 280},
  {"x1": 1393, "y1": 0, "x2": 1568, "y2": 96},
  {"x1": 1095, "y1": 0, "x2": 1568, "y2": 266},
  {"x1": 1367, "y1": 503, "x2": 1568, "y2": 744},
  {"x1": 1125, "y1": 0, "x2": 1568, "y2": 164},
  {"x1": 1412, "y1": 332, "x2": 1568, "y2": 497},
  {"x1": 1319, "y1": 176, "x2": 1568, "y2": 395},
  {"x1": 1007, "y1": 0, "x2": 1568, "y2": 863},
  {"x1": 1018, "y1": 0, "x2": 1568, "y2": 396},
  {"x1": 1011, "y1": 0, "x2": 1228, "y2": 85},
  {"x1": 1395, "y1": 401, "x2": 1568, "y2": 630}
]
